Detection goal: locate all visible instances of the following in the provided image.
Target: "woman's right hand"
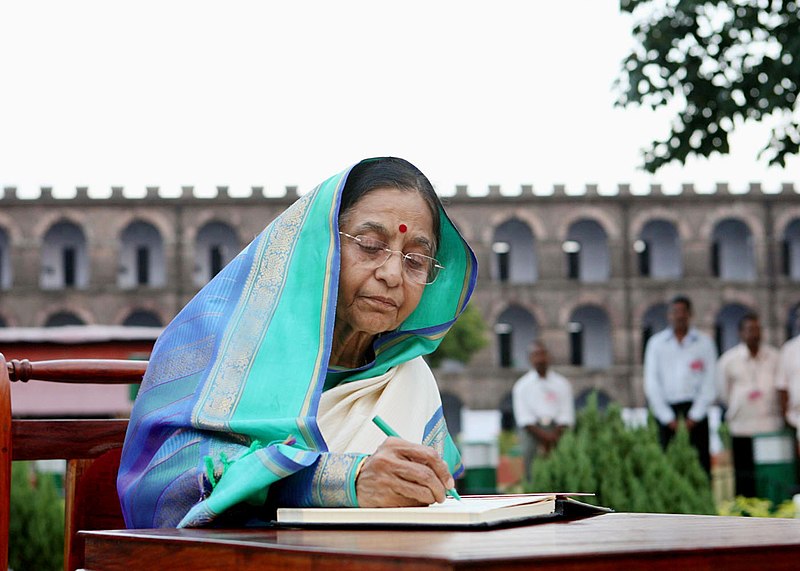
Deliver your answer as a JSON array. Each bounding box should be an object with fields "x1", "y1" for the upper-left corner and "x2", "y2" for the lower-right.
[{"x1": 355, "y1": 437, "x2": 455, "y2": 508}]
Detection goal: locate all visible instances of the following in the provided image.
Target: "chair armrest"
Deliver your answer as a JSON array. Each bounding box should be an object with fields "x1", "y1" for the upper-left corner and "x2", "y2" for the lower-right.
[{"x1": 7, "y1": 359, "x2": 147, "y2": 384}]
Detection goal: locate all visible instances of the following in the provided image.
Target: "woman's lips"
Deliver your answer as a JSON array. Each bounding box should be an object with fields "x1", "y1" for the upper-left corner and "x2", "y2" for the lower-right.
[{"x1": 364, "y1": 295, "x2": 398, "y2": 308}]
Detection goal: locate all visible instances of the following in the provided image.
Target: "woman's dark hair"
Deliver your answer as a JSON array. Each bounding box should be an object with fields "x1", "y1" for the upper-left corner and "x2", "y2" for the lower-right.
[{"x1": 339, "y1": 157, "x2": 442, "y2": 253}]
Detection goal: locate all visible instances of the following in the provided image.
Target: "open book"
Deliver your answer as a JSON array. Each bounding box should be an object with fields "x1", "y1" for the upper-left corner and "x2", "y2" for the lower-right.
[{"x1": 276, "y1": 493, "x2": 610, "y2": 529}]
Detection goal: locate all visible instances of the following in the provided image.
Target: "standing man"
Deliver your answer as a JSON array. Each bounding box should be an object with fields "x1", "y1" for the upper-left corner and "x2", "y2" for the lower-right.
[
  {"x1": 777, "y1": 322, "x2": 800, "y2": 457},
  {"x1": 644, "y1": 295, "x2": 717, "y2": 476},
  {"x1": 512, "y1": 340, "x2": 575, "y2": 483},
  {"x1": 716, "y1": 313, "x2": 782, "y2": 497}
]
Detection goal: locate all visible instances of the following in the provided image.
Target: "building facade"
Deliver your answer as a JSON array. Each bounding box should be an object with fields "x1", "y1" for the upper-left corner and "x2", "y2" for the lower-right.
[{"x1": 1, "y1": 183, "x2": 799, "y2": 419}]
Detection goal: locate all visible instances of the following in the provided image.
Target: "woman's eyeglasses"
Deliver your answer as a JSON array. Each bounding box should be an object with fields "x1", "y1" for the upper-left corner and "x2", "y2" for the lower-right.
[{"x1": 339, "y1": 232, "x2": 444, "y2": 285}]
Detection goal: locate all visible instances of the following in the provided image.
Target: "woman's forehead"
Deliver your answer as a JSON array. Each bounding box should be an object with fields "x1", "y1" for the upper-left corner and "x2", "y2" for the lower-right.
[
  {"x1": 342, "y1": 189, "x2": 434, "y2": 238},
  {"x1": 351, "y1": 220, "x2": 433, "y2": 251}
]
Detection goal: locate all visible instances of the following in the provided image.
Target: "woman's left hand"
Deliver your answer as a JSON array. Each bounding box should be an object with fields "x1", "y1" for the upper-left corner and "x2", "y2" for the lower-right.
[{"x1": 355, "y1": 437, "x2": 455, "y2": 508}]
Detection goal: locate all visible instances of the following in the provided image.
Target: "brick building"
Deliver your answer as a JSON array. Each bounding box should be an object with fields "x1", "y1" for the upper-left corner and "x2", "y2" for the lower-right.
[{"x1": 1, "y1": 183, "x2": 799, "y2": 422}]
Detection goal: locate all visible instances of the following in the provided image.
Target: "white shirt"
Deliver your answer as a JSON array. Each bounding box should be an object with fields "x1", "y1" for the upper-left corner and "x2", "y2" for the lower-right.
[
  {"x1": 716, "y1": 343, "x2": 782, "y2": 436},
  {"x1": 644, "y1": 327, "x2": 717, "y2": 424},
  {"x1": 512, "y1": 369, "x2": 575, "y2": 428},
  {"x1": 777, "y1": 335, "x2": 800, "y2": 429}
]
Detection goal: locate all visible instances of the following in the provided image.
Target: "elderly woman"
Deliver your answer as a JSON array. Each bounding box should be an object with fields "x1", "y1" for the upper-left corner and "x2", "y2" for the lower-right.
[{"x1": 117, "y1": 157, "x2": 477, "y2": 527}]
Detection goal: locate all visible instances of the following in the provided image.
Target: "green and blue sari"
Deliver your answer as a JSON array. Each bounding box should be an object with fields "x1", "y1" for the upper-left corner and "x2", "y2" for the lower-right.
[{"x1": 117, "y1": 160, "x2": 477, "y2": 528}]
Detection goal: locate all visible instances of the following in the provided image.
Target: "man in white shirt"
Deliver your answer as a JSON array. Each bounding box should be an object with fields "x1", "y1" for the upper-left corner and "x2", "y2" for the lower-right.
[
  {"x1": 716, "y1": 313, "x2": 781, "y2": 496},
  {"x1": 644, "y1": 295, "x2": 717, "y2": 476},
  {"x1": 777, "y1": 325, "x2": 800, "y2": 456},
  {"x1": 512, "y1": 340, "x2": 575, "y2": 482}
]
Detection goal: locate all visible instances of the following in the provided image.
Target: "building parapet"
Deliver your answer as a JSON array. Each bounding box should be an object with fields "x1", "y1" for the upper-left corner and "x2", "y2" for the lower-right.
[{"x1": 1, "y1": 182, "x2": 798, "y2": 202}]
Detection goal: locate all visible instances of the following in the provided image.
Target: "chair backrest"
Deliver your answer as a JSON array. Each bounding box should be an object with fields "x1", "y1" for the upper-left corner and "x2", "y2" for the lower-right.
[{"x1": 0, "y1": 353, "x2": 147, "y2": 571}]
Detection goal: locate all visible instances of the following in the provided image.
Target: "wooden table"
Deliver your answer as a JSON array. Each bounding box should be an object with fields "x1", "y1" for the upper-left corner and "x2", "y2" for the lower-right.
[{"x1": 82, "y1": 512, "x2": 800, "y2": 570}]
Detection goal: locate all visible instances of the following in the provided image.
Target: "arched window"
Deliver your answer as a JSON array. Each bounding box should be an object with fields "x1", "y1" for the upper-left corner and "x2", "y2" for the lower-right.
[
  {"x1": 495, "y1": 305, "x2": 538, "y2": 369},
  {"x1": 574, "y1": 388, "x2": 611, "y2": 411},
  {"x1": 44, "y1": 311, "x2": 85, "y2": 327},
  {"x1": 441, "y1": 392, "x2": 464, "y2": 436},
  {"x1": 715, "y1": 303, "x2": 751, "y2": 354},
  {"x1": 40, "y1": 221, "x2": 89, "y2": 289},
  {"x1": 491, "y1": 219, "x2": 537, "y2": 283},
  {"x1": 499, "y1": 391, "x2": 515, "y2": 431},
  {"x1": 641, "y1": 303, "x2": 669, "y2": 361},
  {"x1": 194, "y1": 222, "x2": 239, "y2": 285},
  {"x1": 0, "y1": 227, "x2": 11, "y2": 290},
  {"x1": 119, "y1": 221, "x2": 166, "y2": 289},
  {"x1": 711, "y1": 218, "x2": 755, "y2": 281},
  {"x1": 568, "y1": 305, "x2": 612, "y2": 368},
  {"x1": 782, "y1": 219, "x2": 800, "y2": 280},
  {"x1": 787, "y1": 303, "x2": 800, "y2": 342},
  {"x1": 636, "y1": 220, "x2": 681, "y2": 278},
  {"x1": 565, "y1": 219, "x2": 609, "y2": 282},
  {"x1": 122, "y1": 310, "x2": 163, "y2": 327}
]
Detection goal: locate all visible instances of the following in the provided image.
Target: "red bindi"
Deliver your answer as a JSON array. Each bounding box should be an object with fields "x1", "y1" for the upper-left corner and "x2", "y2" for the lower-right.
[{"x1": 399, "y1": 224, "x2": 407, "y2": 233}]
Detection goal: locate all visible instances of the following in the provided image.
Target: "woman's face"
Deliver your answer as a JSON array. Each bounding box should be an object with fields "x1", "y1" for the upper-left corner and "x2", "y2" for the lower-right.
[{"x1": 337, "y1": 187, "x2": 435, "y2": 338}]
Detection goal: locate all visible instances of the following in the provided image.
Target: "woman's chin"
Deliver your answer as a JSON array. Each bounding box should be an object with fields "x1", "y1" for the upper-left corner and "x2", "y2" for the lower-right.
[{"x1": 352, "y1": 315, "x2": 400, "y2": 337}]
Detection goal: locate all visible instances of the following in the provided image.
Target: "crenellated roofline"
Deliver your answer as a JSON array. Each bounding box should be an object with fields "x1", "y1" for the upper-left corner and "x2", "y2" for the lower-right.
[{"x1": 1, "y1": 181, "x2": 798, "y2": 202}]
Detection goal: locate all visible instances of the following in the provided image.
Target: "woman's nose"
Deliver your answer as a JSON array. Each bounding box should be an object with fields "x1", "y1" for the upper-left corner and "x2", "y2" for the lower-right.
[{"x1": 375, "y1": 251, "x2": 404, "y2": 286}]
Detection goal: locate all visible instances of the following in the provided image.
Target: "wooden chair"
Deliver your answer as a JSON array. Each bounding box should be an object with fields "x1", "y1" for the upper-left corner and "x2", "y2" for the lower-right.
[{"x1": 0, "y1": 353, "x2": 147, "y2": 571}]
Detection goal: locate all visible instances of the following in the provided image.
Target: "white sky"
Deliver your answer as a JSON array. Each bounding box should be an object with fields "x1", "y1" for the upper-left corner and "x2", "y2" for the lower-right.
[{"x1": 1, "y1": 0, "x2": 798, "y2": 199}]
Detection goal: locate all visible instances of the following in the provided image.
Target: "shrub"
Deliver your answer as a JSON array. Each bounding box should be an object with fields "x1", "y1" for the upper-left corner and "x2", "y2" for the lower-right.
[
  {"x1": 718, "y1": 496, "x2": 796, "y2": 518},
  {"x1": 527, "y1": 394, "x2": 716, "y2": 514},
  {"x1": 428, "y1": 304, "x2": 488, "y2": 367},
  {"x1": 9, "y1": 462, "x2": 64, "y2": 571}
]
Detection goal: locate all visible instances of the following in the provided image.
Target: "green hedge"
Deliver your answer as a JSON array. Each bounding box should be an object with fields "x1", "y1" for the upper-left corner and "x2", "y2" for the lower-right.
[
  {"x1": 718, "y1": 496, "x2": 796, "y2": 518},
  {"x1": 527, "y1": 394, "x2": 716, "y2": 514},
  {"x1": 9, "y1": 462, "x2": 64, "y2": 571}
]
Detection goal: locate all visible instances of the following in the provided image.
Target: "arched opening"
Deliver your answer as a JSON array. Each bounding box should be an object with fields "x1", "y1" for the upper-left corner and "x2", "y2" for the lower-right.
[
  {"x1": 715, "y1": 303, "x2": 751, "y2": 355},
  {"x1": 441, "y1": 392, "x2": 463, "y2": 437},
  {"x1": 499, "y1": 391, "x2": 516, "y2": 431},
  {"x1": 118, "y1": 221, "x2": 166, "y2": 289},
  {"x1": 44, "y1": 311, "x2": 85, "y2": 327},
  {"x1": 0, "y1": 227, "x2": 11, "y2": 290},
  {"x1": 782, "y1": 219, "x2": 800, "y2": 280},
  {"x1": 495, "y1": 305, "x2": 538, "y2": 369},
  {"x1": 565, "y1": 219, "x2": 609, "y2": 282},
  {"x1": 491, "y1": 219, "x2": 537, "y2": 283},
  {"x1": 641, "y1": 303, "x2": 669, "y2": 361},
  {"x1": 636, "y1": 219, "x2": 681, "y2": 278},
  {"x1": 41, "y1": 221, "x2": 89, "y2": 289},
  {"x1": 574, "y1": 388, "x2": 611, "y2": 411},
  {"x1": 568, "y1": 305, "x2": 612, "y2": 368},
  {"x1": 787, "y1": 303, "x2": 800, "y2": 342},
  {"x1": 122, "y1": 310, "x2": 163, "y2": 327},
  {"x1": 711, "y1": 218, "x2": 755, "y2": 281},
  {"x1": 194, "y1": 222, "x2": 239, "y2": 285}
]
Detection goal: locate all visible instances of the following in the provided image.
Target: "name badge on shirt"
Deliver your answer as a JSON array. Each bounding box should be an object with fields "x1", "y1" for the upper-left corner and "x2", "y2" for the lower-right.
[
  {"x1": 748, "y1": 389, "x2": 763, "y2": 401},
  {"x1": 690, "y1": 359, "x2": 705, "y2": 373}
]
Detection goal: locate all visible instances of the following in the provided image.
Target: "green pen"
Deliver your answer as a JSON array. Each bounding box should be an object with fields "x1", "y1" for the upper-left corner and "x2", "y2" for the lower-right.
[{"x1": 371, "y1": 415, "x2": 463, "y2": 502}]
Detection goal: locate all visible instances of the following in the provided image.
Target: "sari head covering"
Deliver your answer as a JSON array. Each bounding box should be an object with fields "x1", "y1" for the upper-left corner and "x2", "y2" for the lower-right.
[{"x1": 117, "y1": 157, "x2": 478, "y2": 528}]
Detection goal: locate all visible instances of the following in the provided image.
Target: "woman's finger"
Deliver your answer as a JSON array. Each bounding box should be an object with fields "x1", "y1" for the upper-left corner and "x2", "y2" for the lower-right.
[
  {"x1": 388, "y1": 439, "x2": 455, "y2": 491},
  {"x1": 382, "y1": 439, "x2": 449, "y2": 502},
  {"x1": 388, "y1": 459, "x2": 447, "y2": 504},
  {"x1": 356, "y1": 438, "x2": 452, "y2": 506}
]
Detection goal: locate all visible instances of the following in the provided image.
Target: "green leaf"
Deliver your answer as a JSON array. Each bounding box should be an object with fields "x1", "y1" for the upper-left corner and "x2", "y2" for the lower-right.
[
  {"x1": 428, "y1": 304, "x2": 489, "y2": 367},
  {"x1": 616, "y1": 0, "x2": 800, "y2": 171}
]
